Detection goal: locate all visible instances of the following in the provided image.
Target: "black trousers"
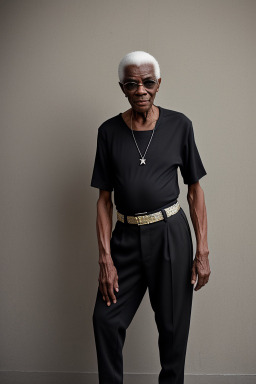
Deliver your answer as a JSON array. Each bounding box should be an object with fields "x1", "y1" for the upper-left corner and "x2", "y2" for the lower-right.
[{"x1": 93, "y1": 201, "x2": 194, "y2": 384}]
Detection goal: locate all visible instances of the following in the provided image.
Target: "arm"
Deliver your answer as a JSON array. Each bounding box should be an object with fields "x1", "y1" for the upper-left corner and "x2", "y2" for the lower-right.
[
  {"x1": 96, "y1": 189, "x2": 119, "y2": 306},
  {"x1": 187, "y1": 181, "x2": 211, "y2": 291}
]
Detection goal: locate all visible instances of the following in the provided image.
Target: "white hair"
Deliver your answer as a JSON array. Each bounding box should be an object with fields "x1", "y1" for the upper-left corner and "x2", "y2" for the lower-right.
[{"x1": 118, "y1": 51, "x2": 161, "y2": 83}]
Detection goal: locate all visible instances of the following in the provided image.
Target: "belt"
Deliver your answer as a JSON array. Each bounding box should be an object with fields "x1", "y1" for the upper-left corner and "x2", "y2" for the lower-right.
[{"x1": 117, "y1": 201, "x2": 181, "y2": 225}]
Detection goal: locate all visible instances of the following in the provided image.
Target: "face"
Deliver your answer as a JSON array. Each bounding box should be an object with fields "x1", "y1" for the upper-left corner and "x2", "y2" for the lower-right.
[{"x1": 119, "y1": 63, "x2": 161, "y2": 113}]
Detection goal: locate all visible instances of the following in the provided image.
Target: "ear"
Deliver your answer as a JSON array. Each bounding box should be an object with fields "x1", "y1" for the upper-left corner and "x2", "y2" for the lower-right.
[
  {"x1": 119, "y1": 82, "x2": 125, "y2": 94},
  {"x1": 156, "y1": 78, "x2": 161, "y2": 92}
]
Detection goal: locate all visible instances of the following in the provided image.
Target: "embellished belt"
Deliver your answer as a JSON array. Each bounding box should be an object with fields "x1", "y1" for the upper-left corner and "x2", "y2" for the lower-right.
[{"x1": 117, "y1": 201, "x2": 181, "y2": 226}]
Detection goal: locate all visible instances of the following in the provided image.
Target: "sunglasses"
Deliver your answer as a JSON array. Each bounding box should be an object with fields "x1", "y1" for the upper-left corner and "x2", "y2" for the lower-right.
[{"x1": 121, "y1": 79, "x2": 158, "y2": 92}]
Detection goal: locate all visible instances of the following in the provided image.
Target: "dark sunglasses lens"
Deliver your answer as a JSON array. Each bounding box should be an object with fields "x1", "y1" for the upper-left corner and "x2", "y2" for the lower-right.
[
  {"x1": 143, "y1": 80, "x2": 157, "y2": 89},
  {"x1": 124, "y1": 82, "x2": 137, "y2": 91}
]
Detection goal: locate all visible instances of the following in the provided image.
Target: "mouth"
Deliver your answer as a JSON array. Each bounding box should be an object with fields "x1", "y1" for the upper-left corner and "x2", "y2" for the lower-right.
[{"x1": 135, "y1": 100, "x2": 150, "y2": 105}]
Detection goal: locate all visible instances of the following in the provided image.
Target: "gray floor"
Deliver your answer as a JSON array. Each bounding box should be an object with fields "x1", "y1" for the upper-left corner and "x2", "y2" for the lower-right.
[
  {"x1": 125, "y1": 374, "x2": 256, "y2": 384},
  {"x1": 0, "y1": 372, "x2": 256, "y2": 384}
]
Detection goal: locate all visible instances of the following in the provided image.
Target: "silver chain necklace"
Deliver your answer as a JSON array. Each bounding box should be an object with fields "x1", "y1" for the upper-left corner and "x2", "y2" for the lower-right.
[{"x1": 130, "y1": 110, "x2": 157, "y2": 165}]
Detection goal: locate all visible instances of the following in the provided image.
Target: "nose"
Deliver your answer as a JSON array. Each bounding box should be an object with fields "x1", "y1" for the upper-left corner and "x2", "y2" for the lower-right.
[{"x1": 135, "y1": 83, "x2": 147, "y2": 95}]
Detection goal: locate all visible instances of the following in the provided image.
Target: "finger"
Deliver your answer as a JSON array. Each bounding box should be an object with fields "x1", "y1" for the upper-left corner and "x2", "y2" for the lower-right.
[
  {"x1": 102, "y1": 284, "x2": 110, "y2": 306},
  {"x1": 191, "y1": 265, "x2": 197, "y2": 285},
  {"x1": 195, "y1": 275, "x2": 204, "y2": 291},
  {"x1": 107, "y1": 282, "x2": 117, "y2": 304},
  {"x1": 203, "y1": 275, "x2": 209, "y2": 285},
  {"x1": 195, "y1": 281, "x2": 203, "y2": 290},
  {"x1": 114, "y1": 274, "x2": 119, "y2": 292},
  {"x1": 205, "y1": 270, "x2": 211, "y2": 284}
]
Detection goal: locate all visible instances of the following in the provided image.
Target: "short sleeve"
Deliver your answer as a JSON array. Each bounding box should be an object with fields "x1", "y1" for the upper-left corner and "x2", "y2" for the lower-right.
[
  {"x1": 90, "y1": 127, "x2": 114, "y2": 191},
  {"x1": 180, "y1": 122, "x2": 207, "y2": 185}
]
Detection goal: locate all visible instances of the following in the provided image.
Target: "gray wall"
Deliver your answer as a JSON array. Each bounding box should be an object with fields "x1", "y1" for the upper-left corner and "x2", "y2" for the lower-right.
[{"x1": 1, "y1": 0, "x2": 255, "y2": 379}]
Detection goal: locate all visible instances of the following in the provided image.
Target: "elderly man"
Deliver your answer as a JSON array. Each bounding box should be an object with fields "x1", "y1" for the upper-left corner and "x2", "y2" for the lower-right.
[{"x1": 90, "y1": 51, "x2": 211, "y2": 384}]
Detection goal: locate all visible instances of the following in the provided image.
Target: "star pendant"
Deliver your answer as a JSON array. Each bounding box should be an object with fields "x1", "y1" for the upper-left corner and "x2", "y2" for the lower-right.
[{"x1": 140, "y1": 158, "x2": 146, "y2": 165}]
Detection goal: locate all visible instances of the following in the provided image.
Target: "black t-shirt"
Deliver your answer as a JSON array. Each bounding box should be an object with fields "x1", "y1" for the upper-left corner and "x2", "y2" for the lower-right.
[{"x1": 90, "y1": 106, "x2": 207, "y2": 215}]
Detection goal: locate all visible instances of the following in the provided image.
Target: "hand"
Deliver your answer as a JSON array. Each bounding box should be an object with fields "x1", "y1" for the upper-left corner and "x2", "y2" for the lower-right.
[
  {"x1": 98, "y1": 256, "x2": 119, "y2": 306},
  {"x1": 191, "y1": 250, "x2": 211, "y2": 291}
]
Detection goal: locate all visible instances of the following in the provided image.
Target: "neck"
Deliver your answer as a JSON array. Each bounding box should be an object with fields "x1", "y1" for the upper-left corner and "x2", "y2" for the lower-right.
[{"x1": 131, "y1": 105, "x2": 156, "y2": 124}]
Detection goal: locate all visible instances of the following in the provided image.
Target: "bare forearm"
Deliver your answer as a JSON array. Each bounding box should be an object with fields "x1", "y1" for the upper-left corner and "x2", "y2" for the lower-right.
[
  {"x1": 187, "y1": 183, "x2": 209, "y2": 256},
  {"x1": 95, "y1": 193, "x2": 118, "y2": 305},
  {"x1": 96, "y1": 197, "x2": 113, "y2": 262}
]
